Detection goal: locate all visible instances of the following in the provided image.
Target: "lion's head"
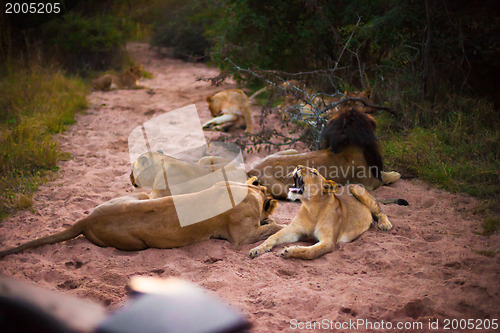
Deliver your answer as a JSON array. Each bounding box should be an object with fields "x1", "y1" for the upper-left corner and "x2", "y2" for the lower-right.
[
  {"x1": 130, "y1": 150, "x2": 166, "y2": 189},
  {"x1": 127, "y1": 64, "x2": 143, "y2": 80},
  {"x1": 288, "y1": 165, "x2": 340, "y2": 201},
  {"x1": 205, "y1": 94, "x2": 223, "y2": 117}
]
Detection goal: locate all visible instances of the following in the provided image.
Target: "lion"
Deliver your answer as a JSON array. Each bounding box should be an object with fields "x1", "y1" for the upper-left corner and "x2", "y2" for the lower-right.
[
  {"x1": 247, "y1": 107, "x2": 401, "y2": 199},
  {"x1": 130, "y1": 150, "x2": 245, "y2": 198},
  {"x1": 0, "y1": 179, "x2": 283, "y2": 258},
  {"x1": 92, "y1": 64, "x2": 144, "y2": 91},
  {"x1": 202, "y1": 89, "x2": 254, "y2": 132},
  {"x1": 249, "y1": 165, "x2": 394, "y2": 260}
]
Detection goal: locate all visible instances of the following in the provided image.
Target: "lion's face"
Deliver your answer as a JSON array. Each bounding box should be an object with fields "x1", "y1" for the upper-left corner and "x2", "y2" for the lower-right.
[
  {"x1": 288, "y1": 165, "x2": 339, "y2": 201},
  {"x1": 288, "y1": 165, "x2": 322, "y2": 201},
  {"x1": 128, "y1": 65, "x2": 143, "y2": 79}
]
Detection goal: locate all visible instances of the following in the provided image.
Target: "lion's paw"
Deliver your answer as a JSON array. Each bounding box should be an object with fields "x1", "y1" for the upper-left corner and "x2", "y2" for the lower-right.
[
  {"x1": 281, "y1": 245, "x2": 299, "y2": 259},
  {"x1": 381, "y1": 171, "x2": 401, "y2": 185},
  {"x1": 249, "y1": 246, "x2": 268, "y2": 258},
  {"x1": 377, "y1": 215, "x2": 393, "y2": 231}
]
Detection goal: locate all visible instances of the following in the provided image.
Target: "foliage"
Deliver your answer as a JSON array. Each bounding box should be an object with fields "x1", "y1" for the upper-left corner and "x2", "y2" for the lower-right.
[
  {"x1": 378, "y1": 95, "x2": 499, "y2": 233},
  {"x1": 0, "y1": 0, "x2": 140, "y2": 74},
  {"x1": 149, "y1": 0, "x2": 224, "y2": 61},
  {"x1": 39, "y1": 13, "x2": 132, "y2": 72},
  {"x1": 0, "y1": 64, "x2": 87, "y2": 217}
]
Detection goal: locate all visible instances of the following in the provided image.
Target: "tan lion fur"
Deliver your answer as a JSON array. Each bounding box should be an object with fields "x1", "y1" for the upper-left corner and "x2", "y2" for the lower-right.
[
  {"x1": 250, "y1": 166, "x2": 392, "y2": 260},
  {"x1": 92, "y1": 64, "x2": 144, "y2": 91},
  {"x1": 0, "y1": 179, "x2": 283, "y2": 258},
  {"x1": 248, "y1": 108, "x2": 400, "y2": 199},
  {"x1": 202, "y1": 89, "x2": 254, "y2": 132}
]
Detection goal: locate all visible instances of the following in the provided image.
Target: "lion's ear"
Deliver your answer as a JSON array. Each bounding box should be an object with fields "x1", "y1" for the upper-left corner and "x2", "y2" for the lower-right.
[
  {"x1": 206, "y1": 96, "x2": 212, "y2": 103},
  {"x1": 323, "y1": 179, "x2": 340, "y2": 194},
  {"x1": 138, "y1": 156, "x2": 149, "y2": 167},
  {"x1": 263, "y1": 198, "x2": 278, "y2": 214}
]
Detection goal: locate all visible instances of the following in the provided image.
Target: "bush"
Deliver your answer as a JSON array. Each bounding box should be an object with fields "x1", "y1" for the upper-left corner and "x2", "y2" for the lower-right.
[
  {"x1": 0, "y1": 64, "x2": 87, "y2": 217},
  {"x1": 150, "y1": 0, "x2": 223, "y2": 61},
  {"x1": 39, "y1": 13, "x2": 132, "y2": 72},
  {"x1": 379, "y1": 95, "x2": 499, "y2": 234}
]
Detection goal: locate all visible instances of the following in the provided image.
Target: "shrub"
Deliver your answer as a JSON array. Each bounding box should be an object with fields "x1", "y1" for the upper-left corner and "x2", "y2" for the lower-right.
[
  {"x1": 150, "y1": 0, "x2": 223, "y2": 61},
  {"x1": 0, "y1": 64, "x2": 87, "y2": 216},
  {"x1": 39, "y1": 13, "x2": 132, "y2": 72}
]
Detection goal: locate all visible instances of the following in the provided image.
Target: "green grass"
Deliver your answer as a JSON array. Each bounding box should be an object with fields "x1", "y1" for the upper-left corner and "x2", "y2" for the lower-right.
[
  {"x1": 141, "y1": 68, "x2": 153, "y2": 79},
  {"x1": 478, "y1": 216, "x2": 500, "y2": 236},
  {"x1": 378, "y1": 95, "x2": 499, "y2": 234},
  {"x1": 0, "y1": 64, "x2": 88, "y2": 217}
]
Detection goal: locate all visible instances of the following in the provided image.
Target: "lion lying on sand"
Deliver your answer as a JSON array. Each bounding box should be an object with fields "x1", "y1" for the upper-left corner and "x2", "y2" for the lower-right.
[
  {"x1": 202, "y1": 89, "x2": 254, "y2": 132},
  {"x1": 130, "y1": 150, "x2": 245, "y2": 198},
  {"x1": 92, "y1": 64, "x2": 145, "y2": 91},
  {"x1": 250, "y1": 166, "x2": 394, "y2": 260},
  {"x1": 248, "y1": 108, "x2": 401, "y2": 199},
  {"x1": 0, "y1": 179, "x2": 282, "y2": 258}
]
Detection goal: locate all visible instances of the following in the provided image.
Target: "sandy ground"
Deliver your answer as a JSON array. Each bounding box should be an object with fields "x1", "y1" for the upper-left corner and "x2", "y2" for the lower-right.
[{"x1": 0, "y1": 43, "x2": 499, "y2": 332}]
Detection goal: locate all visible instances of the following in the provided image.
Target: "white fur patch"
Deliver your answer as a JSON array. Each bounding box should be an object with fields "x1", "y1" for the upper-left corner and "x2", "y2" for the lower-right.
[
  {"x1": 287, "y1": 190, "x2": 301, "y2": 201},
  {"x1": 338, "y1": 235, "x2": 351, "y2": 243}
]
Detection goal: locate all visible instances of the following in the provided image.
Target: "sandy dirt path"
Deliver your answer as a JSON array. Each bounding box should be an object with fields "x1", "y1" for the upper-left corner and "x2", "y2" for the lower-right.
[{"x1": 1, "y1": 43, "x2": 499, "y2": 332}]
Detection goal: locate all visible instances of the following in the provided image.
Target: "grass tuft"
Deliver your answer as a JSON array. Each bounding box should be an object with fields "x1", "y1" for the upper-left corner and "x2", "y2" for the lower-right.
[
  {"x1": 379, "y1": 94, "x2": 499, "y2": 235},
  {"x1": 0, "y1": 64, "x2": 87, "y2": 218}
]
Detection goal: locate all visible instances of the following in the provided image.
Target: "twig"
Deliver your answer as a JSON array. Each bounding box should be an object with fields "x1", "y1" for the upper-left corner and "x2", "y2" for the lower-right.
[{"x1": 323, "y1": 97, "x2": 395, "y2": 115}]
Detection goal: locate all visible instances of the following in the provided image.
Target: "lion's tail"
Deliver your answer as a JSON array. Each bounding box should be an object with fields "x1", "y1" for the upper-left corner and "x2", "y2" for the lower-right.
[
  {"x1": 0, "y1": 218, "x2": 88, "y2": 258},
  {"x1": 378, "y1": 198, "x2": 409, "y2": 206},
  {"x1": 319, "y1": 108, "x2": 383, "y2": 180}
]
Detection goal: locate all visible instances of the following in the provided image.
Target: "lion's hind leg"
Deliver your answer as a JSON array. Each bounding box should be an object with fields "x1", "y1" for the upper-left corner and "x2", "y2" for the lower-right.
[{"x1": 349, "y1": 185, "x2": 392, "y2": 231}]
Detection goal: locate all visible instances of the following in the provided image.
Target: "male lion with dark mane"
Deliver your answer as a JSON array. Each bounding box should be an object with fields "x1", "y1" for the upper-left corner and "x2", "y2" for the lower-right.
[{"x1": 248, "y1": 107, "x2": 400, "y2": 199}]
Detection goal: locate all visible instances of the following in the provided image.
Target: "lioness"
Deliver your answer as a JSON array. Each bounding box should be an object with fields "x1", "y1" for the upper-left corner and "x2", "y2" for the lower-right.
[
  {"x1": 130, "y1": 150, "x2": 245, "y2": 198},
  {"x1": 202, "y1": 89, "x2": 254, "y2": 132},
  {"x1": 0, "y1": 179, "x2": 282, "y2": 258},
  {"x1": 248, "y1": 108, "x2": 401, "y2": 199},
  {"x1": 92, "y1": 64, "x2": 144, "y2": 91},
  {"x1": 249, "y1": 166, "x2": 393, "y2": 260}
]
